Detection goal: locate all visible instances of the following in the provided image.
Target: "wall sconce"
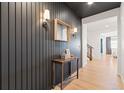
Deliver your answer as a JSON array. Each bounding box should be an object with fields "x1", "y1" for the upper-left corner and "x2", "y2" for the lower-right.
[
  {"x1": 72, "y1": 27, "x2": 77, "y2": 37},
  {"x1": 42, "y1": 9, "x2": 50, "y2": 29}
]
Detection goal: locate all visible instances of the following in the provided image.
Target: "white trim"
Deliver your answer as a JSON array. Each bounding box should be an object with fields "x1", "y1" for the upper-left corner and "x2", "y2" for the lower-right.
[{"x1": 82, "y1": 23, "x2": 88, "y2": 67}]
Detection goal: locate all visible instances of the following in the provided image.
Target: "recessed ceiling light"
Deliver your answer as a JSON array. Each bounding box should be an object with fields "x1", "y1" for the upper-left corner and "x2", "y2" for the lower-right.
[
  {"x1": 88, "y1": 2, "x2": 94, "y2": 5},
  {"x1": 105, "y1": 25, "x2": 109, "y2": 28}
]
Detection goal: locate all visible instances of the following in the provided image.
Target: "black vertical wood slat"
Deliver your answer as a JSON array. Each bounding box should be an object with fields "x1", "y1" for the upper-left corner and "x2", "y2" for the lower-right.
[
  {"x1": 1, "y1": 2, "x2": 9, "y2": 90},
  {"x1": 44, "y1": 2, "x2": 48, "y2": 89},
  {"x1": 27, "y1": 2, "x2": 32, "y2": 90},
  {"x1": 55, "y1": 3, "x2": 60, "y2": 84},
  {"x1": 31, "y1": 2, "x2": 36, "y2": 90},
  {"x1": 59, "y1": 3, "x2": 62, "y2": 54},
  {"x1": 35, "y1": 2, "x2": 40, "y2": 89},
  {"x1": 54, "y1": 2, "x2": 57, "y2": 84},
  {"x1": 39, "y1": 2, "x2": 43, "y2": 89},
  {"x1": 63, "y1": 4, "x2": 68, "y2": 79},
  {"x1": 9, "y1": 2, "x2": 16, "y2": 90},
  {"x1": 42, "y1": 2, "x2": 47, "y2": 89},
  {"x1": 47, "y1": 3, "x2": 50, "y2": 89},
  {"x1": 16, "y1": 2, "x2": 22, "y2": 90},
  {"x1": 54, "y1": 3, "x2": 57, "y2": 56},
  {"x1": 52, "y1": 2, "x2": 55, "y2": 56},
  {"x1": 50, "y1": 3, "x2": 54, "y2": 88},
  {"x1": 22, "y1": 2, "x2": 27, "y2": 90},
  {"x1": 53, "y1": 3, "x2": 56, "y2": 57},
  {"x1": 34, "y1": 2, "x2": 36, "y2": 89},
  {"x1": 58, "y1": 3, "x2": 61, "y2": 55},
  {"x1": 41, "y1": 3, "x2": 45, "y2": 89},
  {"x1": 60, "y1": 3, "x2": 64, "y2": 81},
  {"x1": 47, "y1": 3, "x2": 51, "y2": 89},
  {"x1": 38, "y1": 2, "x2": 41, "y2": 90},
  {"x1": 0, "y1": 2, "x2": 1, "y2": 89},
  {"x1": 55, "y1": 4, "x2": 59, "y2": 57},
  {"x1": 46, "y1": 3, "x2": 49, "y2": 89}
]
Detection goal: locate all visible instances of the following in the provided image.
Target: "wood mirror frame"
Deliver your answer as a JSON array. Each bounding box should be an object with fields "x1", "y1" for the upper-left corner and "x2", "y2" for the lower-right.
[{"x1": 54, "y1": 18, "x2": 73, "y2": 42}]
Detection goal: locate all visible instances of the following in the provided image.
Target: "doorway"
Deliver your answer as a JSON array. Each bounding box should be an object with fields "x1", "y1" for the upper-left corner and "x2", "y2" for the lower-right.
[
  {"x1": 82, "y1": 16, "x2": 118, "y2": 71},
  {"x1": 100, "y1": 38, "x2": 103, "y2": 54},
  {"x1": 106, "y1": 37, "x2": 112, "y2": 54}
]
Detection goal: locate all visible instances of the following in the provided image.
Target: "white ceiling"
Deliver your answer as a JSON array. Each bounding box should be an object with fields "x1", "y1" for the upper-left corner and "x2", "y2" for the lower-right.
[{"x1": 87, "y1": 16, "x2": 117, "y2": 33}]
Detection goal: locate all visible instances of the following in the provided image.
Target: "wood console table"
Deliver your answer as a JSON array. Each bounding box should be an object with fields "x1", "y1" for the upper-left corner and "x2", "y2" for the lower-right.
[{"x1": 51, "y1": 56, "x2": 79, "y2": 90}]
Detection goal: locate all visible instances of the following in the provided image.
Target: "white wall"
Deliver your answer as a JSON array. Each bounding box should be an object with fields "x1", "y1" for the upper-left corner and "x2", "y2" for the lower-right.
[
  {"x1": 118, "y1": 2, "x2": 124, "y2": 82},
  {"x1": 82, "y1": 24, "x2": 87, "y2": 67},
  {"x1": 87, "y1": 27, "x2": 101, "y2": 59}
]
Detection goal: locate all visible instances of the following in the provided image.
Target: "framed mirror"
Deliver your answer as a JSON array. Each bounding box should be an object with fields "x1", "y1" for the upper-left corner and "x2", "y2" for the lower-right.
[{"x1": 54, "y1": 18, "x2": 72, "y2": 41}]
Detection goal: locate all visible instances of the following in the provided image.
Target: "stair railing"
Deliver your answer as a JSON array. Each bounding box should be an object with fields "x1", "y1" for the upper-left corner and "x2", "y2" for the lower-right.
[{"x1": 87, "y1": 44, "x2": 93, "y2": 61}]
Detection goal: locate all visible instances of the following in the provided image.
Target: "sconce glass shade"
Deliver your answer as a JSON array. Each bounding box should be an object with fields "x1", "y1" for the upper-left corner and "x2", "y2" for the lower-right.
[
  {"x1": 74, "y1": 27, "x2": 77, "y2": 33},
  {"x1": 44, "y1": 9, "x2": 50, "y2": 20},
  {"x1": 88, "y1": 2, "x2": 94, "y2": 5},
  {"x1": 72, "y1": 27, "x2": 77, "y2": 37}
]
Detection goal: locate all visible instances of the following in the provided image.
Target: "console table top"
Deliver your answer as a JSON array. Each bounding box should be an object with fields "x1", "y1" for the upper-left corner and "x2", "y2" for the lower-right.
[{"x1": 52, "y1": 56, "x2": 79, "y2": 64}]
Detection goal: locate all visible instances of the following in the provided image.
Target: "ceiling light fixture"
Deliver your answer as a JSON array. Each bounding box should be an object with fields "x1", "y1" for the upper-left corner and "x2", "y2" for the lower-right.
[
  {"x1": 105, "y1": 25, "x2": 109, "y2": 28},
  {"x1": 42, "y1": 9, "x2": 50, "y2": 30},
  {"x1": 88, "y1": 2, "x2": 94, "y2": 5},
  {"x1": 72, "y1": 27, "x2": 78, "y2": 37}
]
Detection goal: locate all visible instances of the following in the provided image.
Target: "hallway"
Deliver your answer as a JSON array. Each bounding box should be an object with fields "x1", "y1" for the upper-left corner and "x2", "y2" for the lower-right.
[
  {"x1": 1, "y1": 2, "x2": 124, "y2": 91},
  {"x1": 62, "y1": 55, "x2": 124, "y2": 90}
]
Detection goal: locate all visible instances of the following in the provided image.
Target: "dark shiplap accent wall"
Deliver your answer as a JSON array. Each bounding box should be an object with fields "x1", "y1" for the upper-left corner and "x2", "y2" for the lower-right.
[
  {"x1": 0, "y1": 2, "x2": 81, "y2": 90},
  {"x1": 0, "y1": 2, "x2": 1, "y2": 89}
]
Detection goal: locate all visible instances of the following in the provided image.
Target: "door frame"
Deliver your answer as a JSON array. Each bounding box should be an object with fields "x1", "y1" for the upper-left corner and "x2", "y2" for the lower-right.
[{"x1": 81, "y1": 8, "x2": 120, "y2": 69}]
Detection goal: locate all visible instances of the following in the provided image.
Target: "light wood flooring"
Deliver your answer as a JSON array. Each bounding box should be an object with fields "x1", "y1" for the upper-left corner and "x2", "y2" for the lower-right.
[{"x1": 54, "y1": 55, "x2": 124, "y2": 90}]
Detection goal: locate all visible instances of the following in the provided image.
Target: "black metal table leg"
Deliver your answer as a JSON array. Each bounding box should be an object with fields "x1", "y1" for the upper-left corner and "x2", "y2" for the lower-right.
[
  {"x1": 61, "y1": 63, "x2": 64, "y2": 90},
  {"x1": 52, "y1": 62, "x2": 55, "y2": 89},
  {"x1": 77, "y1": 58, "x2": 79, "y2": 79}
]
